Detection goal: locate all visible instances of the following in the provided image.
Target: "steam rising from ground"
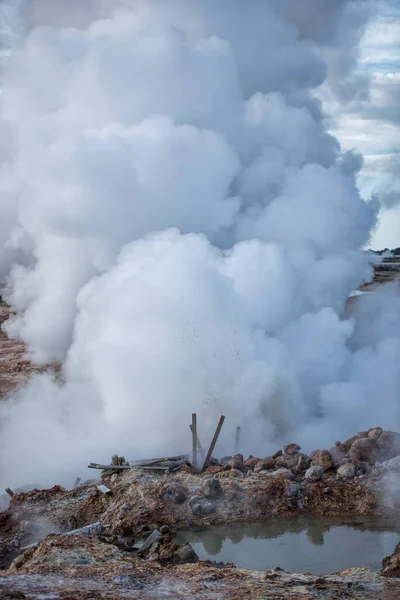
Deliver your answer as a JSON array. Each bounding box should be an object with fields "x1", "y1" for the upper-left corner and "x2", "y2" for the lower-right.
[{"x1": 0, "y1": 0, "x2": 399, "y2": 490}]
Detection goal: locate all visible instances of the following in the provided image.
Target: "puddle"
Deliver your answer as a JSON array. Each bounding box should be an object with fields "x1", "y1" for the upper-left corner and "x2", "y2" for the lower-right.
[{"x1": 175, "y1": 516, "x2": 400, "y2": 574}]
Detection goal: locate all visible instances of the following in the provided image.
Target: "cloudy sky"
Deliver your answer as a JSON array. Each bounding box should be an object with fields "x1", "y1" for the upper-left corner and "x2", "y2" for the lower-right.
[{"x1": 328, "y1": 0, "x2": 399, "y2": 249}]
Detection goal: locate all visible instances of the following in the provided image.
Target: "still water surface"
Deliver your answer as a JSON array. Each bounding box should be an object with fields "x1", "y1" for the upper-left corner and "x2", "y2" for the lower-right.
[{"x1": 175, "y1": 516, "x2": 400, "y2": 574}]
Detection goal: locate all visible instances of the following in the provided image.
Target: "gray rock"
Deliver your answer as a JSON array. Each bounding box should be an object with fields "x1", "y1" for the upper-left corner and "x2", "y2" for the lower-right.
[
  {"x1": 163, "y1": 482, "x2": 187, "y2": 504},
  {"x1": 254, "y1": 456, "x2": 275, "y2": 472},
  {"x1": 268, "y1": 468, "x2": 294, "y2": 480},
  {"x1": 349, "y1": 438, "x2": 378, "y2": 464},
  {"x1": 305, "y1": 466, "x2": 324, "y2": 482},
  {"x1": 190, "y1": 499, "x2": 215, "y2": 516},
  {"x1": 114, "y1": 575, "x2": 144, "y2": 589},
  {"x1": 283, "y1": 443, "x2": 301, "y2": 455},
  {"x1": 337, "y1": 464, "x2": 356, "y2": 479},
  {"x1": 311, "y1": 450, "x2": 334, "y2": 471},
  {"x1": 202, "y1": 477, "x2": 222, "y2": 499},
  {"x1": 275, "y1": 453, "x2": 299, "y2": 470}
]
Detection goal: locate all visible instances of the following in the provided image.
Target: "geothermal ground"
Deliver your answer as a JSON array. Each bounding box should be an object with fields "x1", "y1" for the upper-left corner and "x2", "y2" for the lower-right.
[{"x1": 1, "y1": 264, "x2": 400, "y2": 598}]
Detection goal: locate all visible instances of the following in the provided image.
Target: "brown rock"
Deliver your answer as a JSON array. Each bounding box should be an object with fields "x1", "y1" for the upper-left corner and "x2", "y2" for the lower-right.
[
  {"x1": 349, "y1": 437, "x2": 378, "y2": 464},
  {"x1": 205, "y1": 466, "x2": 224, "y2": 475},
  {"x1": 376, "y1": 430, "x2": 400, "y2": 461},
  {"x1": 382, "y1": 541, "x2": 400, "y2": 577},
  {"x1": 227, "y1": 458, "x2": 245, "y2": 472},
  {"x1": 357, "y1": 431, "x2": 368, "y2": 438},
  {"x1": 275, "y1": 454, "x2": 299, "y2": 470},
  {"x1": 228, "y1": 469, "x2": 244, "y2": 479},
  {"x1": 294, "y1": 454, "x2": 311, "y2": 475},
  {"x1": 311, "y1": 450, "x2": 334, "y2": 471},
  {"x1": 254, "y1": 457, "x2": 275, "y2": 472},
  {"x1": 329, "y1": 445, "x2": 348, "y2": 467},
  {"x1": 233, "y1": 454, "x2": 244, "y2": 462},
  {"x1": 272, "y1": 450, "x2": 283, "y2": 459},
  {"x1": 283, "y1": 443, "x2": 301, "y2": 455},
  {"x1": 368, "y1": 427, "x2": 383, "y2": 441},
  {"x1": 341, "y1": 435, "x2": 358, "y2": 452},
  {"x1": 244, "y1": 457, "x2": 261, "y2": 469}
]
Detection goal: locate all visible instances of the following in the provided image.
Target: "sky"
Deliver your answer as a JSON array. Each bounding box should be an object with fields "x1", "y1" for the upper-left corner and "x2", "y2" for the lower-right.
[{"x1": 326, "y1": 0, "x2": 400, "y2": 249}]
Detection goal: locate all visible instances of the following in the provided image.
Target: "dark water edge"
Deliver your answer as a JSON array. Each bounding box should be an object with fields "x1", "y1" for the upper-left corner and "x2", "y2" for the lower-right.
[{"x1": 175, "y1": 516, "x2": 400, "y2": 574}]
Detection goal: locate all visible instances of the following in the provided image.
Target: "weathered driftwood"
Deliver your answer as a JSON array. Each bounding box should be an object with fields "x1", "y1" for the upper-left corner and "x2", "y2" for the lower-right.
[
  {"x1": 201, "y1": 415, "x2": 226, "y2": 472},
  {"x1": 88, "y1": 463, "x2": 170, "y2": 472},
  {"x1": 192, "y1": 413, "x2": 197, "y2": 468},
  {"x1": 129, "y1": 454, "x2": 189, "y2": 467}
]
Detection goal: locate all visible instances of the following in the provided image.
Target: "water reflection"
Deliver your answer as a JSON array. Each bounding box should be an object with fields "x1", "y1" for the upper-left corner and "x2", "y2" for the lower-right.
[{"x1": 175, "y1": 516, "x2": 400, "y2": 574}]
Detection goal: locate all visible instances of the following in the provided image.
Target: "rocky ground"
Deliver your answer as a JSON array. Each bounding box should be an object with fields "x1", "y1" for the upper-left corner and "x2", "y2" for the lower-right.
[{"x1": 1, "y1": 427, "x2": 400, "y2": 598}]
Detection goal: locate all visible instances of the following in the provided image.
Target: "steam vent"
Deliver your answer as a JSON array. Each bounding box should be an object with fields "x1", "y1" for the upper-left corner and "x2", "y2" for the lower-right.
[{"x1": 0, "y1": 0, "x2": 399, "y2": 598}]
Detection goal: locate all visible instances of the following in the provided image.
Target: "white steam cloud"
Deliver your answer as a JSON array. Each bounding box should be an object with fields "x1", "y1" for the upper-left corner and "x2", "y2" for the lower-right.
[{"x1": 0, "y1": 0, "x2": 399, "y2": 490}]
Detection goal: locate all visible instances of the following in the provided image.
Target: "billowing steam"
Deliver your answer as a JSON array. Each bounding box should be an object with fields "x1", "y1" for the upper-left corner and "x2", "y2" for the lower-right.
[{"x1": 0, "y1": 0, "x2": 399, "y2": 490}]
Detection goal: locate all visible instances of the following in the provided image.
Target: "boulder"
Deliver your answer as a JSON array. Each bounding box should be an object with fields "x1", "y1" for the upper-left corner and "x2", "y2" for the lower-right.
[
  {"x1": 233, "y1": 453, "x2": 244, "y2": 462},
  {"x1": 357, "y1": 431, "x2": 368, "y2": 438},
  {"x1": 341, "y1": 435, "x2": 358, "y2": 452},
  {"x1": 244, "y1": 457, "x2": 261, "y2": 469},
  {"x1": 328, "y1": 445, "x2": 348, "y2": 468},
  {"x1": 275, "y1": 454, "x2": 299, "y2": 470},
  {"x1": 311, "y1": 450, "x2": 334, "y2": 471},
  {"x1": 272, "y1": 450, "x2": 283, "y2": 459},
  {"x1": 228, "y1": 468, "x2": 244, "y2": 479},
  {"x1": 254, "y1": 457, "x2": 275, "y2": 472},
  {"x1": 368, "y1": 427, "x2": 383, "y2": 441},
  {"x1": 382, "y1": 541, "x2": 400, "y2": 578},
  {"x1": 305, "y1": 466, "x2": 324, "y2": 482},
  {"x1": 293, "y1": 454, "x2": 311, "y2": 475},
  {"x1": 349, "y1": 437, "x2": 378, "y2": 464},
  {"x1": 227, "y1": 458, "x2": 245, "y2": 472},
  {"x1": 163, "y1": 482, "x2": 187, "y2": 504},
  {"x1": 205, "y1": 466, "x2": 224, "y2": 475},
  {"x1": 283, "y1": 443, "x2": 301, "y2": 455},
  {"x1": 202, "y1": 478, "x2": 222, "y2": 499},
  {"x1": 376, "y1": 431, "x2": 400, "y2": 461},
  {"x1": 337, "y1": 464, "x2": 356, "y2": 479},
  {"x1": 269, "y1": 468, "x2": 293, "y2": 480},
  {"x1": 220, "y1": 456, "x2": 232, "y2": 467},
  {"x1": 188, "y1": 496, "x2": 215, "y2": 516}
]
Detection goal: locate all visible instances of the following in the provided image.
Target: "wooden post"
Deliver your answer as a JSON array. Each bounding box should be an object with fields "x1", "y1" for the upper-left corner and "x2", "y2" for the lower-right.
[
  {"x1": 5, "y1": 487, "x2": 14, "y2": 497},
  {"x1": 73, "y1": 477, "x2": 81, "y2": 489},
  {"x1": 235, "y1": 426, "x2": 241, "y2": 454},
  {"x1": 191, "y1": 413, "x2": 197, "y2": 468},
  {"x1": 111, "y1": 455, "x2": 119, "y2": 465},
  {"x1": 201, "y1": 415, "x2": 225, "y2": 472}
]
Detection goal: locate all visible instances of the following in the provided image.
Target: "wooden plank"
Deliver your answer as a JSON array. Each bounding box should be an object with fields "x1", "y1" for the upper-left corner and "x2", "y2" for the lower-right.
[
  {"x1": 97, "y1": 484, "x2": 111, "y2": 495},
  {"x1": 129, "y1": 454, "x2": 189, "y2": 467},
  {"x1": 139, "y1": 529, "x2": 160, "y2": 554},
  {"x1": 5, "y1": 487, "x2": 14, "y2": 497},
  {"x1": 234, "y1": 426, "x2": 241, "y2": 454},
  {"x1": 192, "y1": 413, "x2": 197, "y2": 468},
  {"x1": 201, "y1": 415, "x2": 226, "y2": 472},
  {"x1": 88, "y1": 464, "x2": 132, "y2": 470}
]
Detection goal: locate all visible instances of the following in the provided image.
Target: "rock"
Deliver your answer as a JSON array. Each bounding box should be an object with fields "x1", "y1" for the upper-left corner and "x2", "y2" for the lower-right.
[
  {"x1": 189, "y1": 496, "x2": 215, "y2": 516},
  {"x1": 227, "y1": 458, "x2": 245, "y2": 472},
  {"x1": 311, "y1": 450, "x2": 334, "y2": 471},
  {"x1": 337, "y1": 464, "x2": 356, "y2": 479},
  {"x1": 220, "y1": 456, "x2": 232, "y2": 467},
  {"x1": 382, "y1": 541, "x2": 400, "y2": 577},
  {"x1": 357, "y1": 431, "x2": 368, "y2": 438},
  {"x1": 341, "y1": 435, "x2": 358, "y2": 452},
  {"x1": 244, "y1": 457, "x2": 261, "y2": 469},
  {"x1": 272, "y1": 450, "x2": 283, "y2": 459},
  {"x1": 202, "y1": 478, "x2": 222, "y2": 499},
  {"x1": 275, "y1": 453, "x2": 299, "y2": 470},
  {"x1": 163, "y1": 482, "x2": 187, "y2": 504},
  {"x1": 269, "y1": 468, "x2": 293, "y2": 480},
  {"x1": 114, "y1": 575, "x2": 144, "y2": 589},
  {"x1": 294, "y1": 454, "x2": 311, "y2": 475},
  {"x1": 349, "y1": 438, "x2": 378, "y2": 464},
  {"x1": 368, "y1": 427, "x2": 383, "y2": 441},
  {"x1": 254, "y1": 457, "x2": 275, "y2": 472},
  {"x1": 283, "y1": 443, "x2": 301, "y2": 455},
  {"x1": 172, "y1": 543, "x2": 198, "y2": 564},
  {"x1": 305, "y1": 466, "x2": 324, "y2": 482},
  {"x1": 209, "y1": 457, "x2": 221, "y2": 467},
  {"x1": 329, "y1": 445, "x2": 348, "y2": 467},
  {"x1": 376, "y1": 431, "x2": 400, "y2": 461},
  {"x1": 205, "y1": 466, "x2": 224, "y2": 475},
  {"x1": 159, "y1": 525, "x2": 170, "y2": 535},
  {"x1": 233, "y1": 453, "x2": 244, "y2": 462},
  {"x1": 228, "y1": 469, "x2": 244, "y2": 479},
  {"x1": 287, "y1": 482, "x2": 302, "y2": 497},
  {"x1": 379, "y1": 455, "x2": 400, "y2": 472}
]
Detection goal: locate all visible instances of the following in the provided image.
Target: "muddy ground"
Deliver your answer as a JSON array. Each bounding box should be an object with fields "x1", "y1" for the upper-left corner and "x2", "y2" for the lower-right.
[{"x1": 1, "y1": 427, "x2": 400, "y2": 598}]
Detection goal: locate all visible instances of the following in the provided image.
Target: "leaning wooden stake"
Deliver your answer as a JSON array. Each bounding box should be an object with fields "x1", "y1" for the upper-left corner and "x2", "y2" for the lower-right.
[
  {"x1": 234, "y1": 426, "x2": 241, "y2": 454},
  {"x1": 5, "y1": 487, "x2": 14, "y2": 497},
  {"x1": 191, "y1": 413, "x2": 197, "y2": 468},
  {"x1": 201, "y1": 415, "x2": 225, "y2": 472},
  {"x1": 190, "y1": 424, "x2": 205, "y2": 458}
]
